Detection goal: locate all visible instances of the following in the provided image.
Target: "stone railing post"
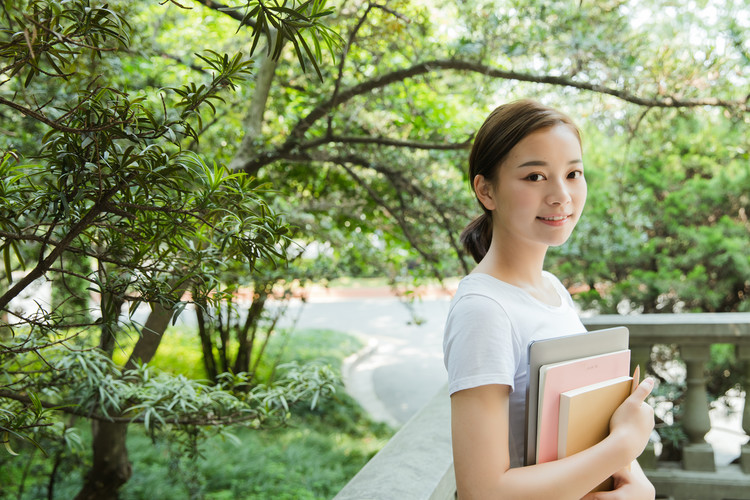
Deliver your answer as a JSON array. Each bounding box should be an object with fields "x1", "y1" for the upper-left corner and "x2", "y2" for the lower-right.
[
  {"x1": 680, "y1": 344, "x2": 716, "y2": 471},
  {"x1": 740, "y1": 346, "x2": 750, "y2": 474}
]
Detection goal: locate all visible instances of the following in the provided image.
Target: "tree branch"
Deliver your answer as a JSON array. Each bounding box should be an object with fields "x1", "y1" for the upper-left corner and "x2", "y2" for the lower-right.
[
  {"x1": 370, "y1": 3, "x2": 412, "y2": 23},
  {"x1": 192, "y1": 0, "x2": 257, "y2": 29},
  {"x1": 0, "y1": 96, "x2": 125, "y2": 134},
  {"x1": 241, "y1": 146, "x2": 473, "y2": 274},
  {"x1": 240, "y1": 58, "x2": 749, "y2": 174},
  {"x1": 327, "y1": 3, "x2": 376, "y2": 134},
  {"x1": 0, "y1": 388, "x2": 261, "y2": 426},
  {"x1": 304, "y1": 134, "x2": 473, "y2": 151},
  {"x1": 0, "y1": 229, "x2": 184, "y2": 273},
  {"x1": 0, "y1": 180, "x2": 128, "y2": 312},
  {"x1": 334, "y1": 158, "x2": 445, "y2": 280},
  {"x1": 0, "y1": 331, "x2": 82, "y2": 355}
]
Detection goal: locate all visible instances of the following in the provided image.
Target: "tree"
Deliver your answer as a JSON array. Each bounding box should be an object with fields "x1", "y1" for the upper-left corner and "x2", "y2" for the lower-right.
[
  {"x1": 217, "y1": 0, "x2": 748, "y2": 311},
  {"x1": 132, "y1": 0, "x2": 746, "y2": 369},
  {"x1": 192, "y1": 0, "x2": 748, "y2": 465},
  {"x1": 553, "y1": 107, "x2": 750, "y2": 314},
  {"x1": 0, "y1": 1, "x2": 340, "y2": 498}
]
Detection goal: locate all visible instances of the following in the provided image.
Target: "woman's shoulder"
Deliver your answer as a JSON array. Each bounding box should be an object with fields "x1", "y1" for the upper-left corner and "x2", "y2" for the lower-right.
[
  {"x1": 448, "y1": 274, "x2": 516, "y2": 322},
  {"x1": 452, "y1": 276, "x2": 507, "y2": 310},
  {"x1": 456, "y1": 272, "x2": 514, "y2": 296},
  {"x1": 445, "y1": 278, "x2": 514, "y2": 346},
  {"x1": 541, "y1": 269, "x2": 564, "y2": 286}
]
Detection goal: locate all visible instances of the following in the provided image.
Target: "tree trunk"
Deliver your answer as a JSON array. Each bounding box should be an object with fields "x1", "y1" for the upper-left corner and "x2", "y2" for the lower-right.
[
  {"x1": 233, "y1": 283, "x2": 268, "y2": 374},
  {"x1": 195, "y1": 298, "x2": 218, "y2": 381},
  {"x1": 74, "y1": 420, "x2": 131, "y2": 500},
  {"x1": 226, "y1": 34, "x2": 279, "y2": 377},
  {"x1": 76, "y1": 295, "x2": 181, "y2": 499},
  {"x1": 0, "y1": 309, "x2": 10, "y2": 339},
  {"x1": 98, "y1": 292, "x2": 124, "y2": 356},
  {"x1": 125, "y1": 298, "x2": 178, "y2": 369},
  {"x1": 217, "y1": 302, "x2": 230, "y2": 373},
  {"x1": 228, "y1": 29, "x2": 279, "y2": 172}
]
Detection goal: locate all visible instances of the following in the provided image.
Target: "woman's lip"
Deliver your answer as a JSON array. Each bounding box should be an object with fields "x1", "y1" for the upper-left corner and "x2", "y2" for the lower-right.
[{"x1": 537, "y1": 215, "x2": 572, "y2": 226}]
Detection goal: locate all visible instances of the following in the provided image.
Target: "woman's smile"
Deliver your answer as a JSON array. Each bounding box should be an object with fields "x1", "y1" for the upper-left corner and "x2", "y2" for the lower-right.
[{"x1": 536, "y1": 214, "x2": 572, "y2": 226}]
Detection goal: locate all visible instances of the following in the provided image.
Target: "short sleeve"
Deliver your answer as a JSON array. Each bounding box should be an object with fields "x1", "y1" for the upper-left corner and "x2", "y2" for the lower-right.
[{"x1": 443, "y1": 293, "x2": 520, "y2": 396}]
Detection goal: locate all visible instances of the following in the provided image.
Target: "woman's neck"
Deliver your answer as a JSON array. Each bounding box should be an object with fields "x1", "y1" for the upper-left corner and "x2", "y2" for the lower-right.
[
  {"x1": 473, "y1": 238, "x2": 562, "y2": 307},
  {"x1": 473, "y1": 235, "x2": 549, "y2": 289}
]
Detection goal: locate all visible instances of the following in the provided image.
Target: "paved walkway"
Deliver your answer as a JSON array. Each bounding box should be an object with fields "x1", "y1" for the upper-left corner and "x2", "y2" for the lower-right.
[{"x1": 277, "y1": 287, "x2": 453, "y2": 427}]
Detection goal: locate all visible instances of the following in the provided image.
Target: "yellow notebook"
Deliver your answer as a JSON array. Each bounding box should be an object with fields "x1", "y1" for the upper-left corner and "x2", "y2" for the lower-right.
[{"x1": 557, "y1": 375, "x2": 633, "y2": 492}]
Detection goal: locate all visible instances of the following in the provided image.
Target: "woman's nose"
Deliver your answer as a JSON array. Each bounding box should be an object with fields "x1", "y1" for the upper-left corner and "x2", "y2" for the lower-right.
[{"x1": 546, "y1": 180, "x2": 572, "y2": 206}]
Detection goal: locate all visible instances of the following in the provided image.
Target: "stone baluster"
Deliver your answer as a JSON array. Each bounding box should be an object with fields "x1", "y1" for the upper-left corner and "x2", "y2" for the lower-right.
[
  {"x1": 740, "y1": 345, "x2": 750, "y2": 474},
  {"x1": 631, "y1": 344, "x2": 657, "y2": 469},
  {"x1": 680, "y1": 344, "x2": 716, "y2": 471}
]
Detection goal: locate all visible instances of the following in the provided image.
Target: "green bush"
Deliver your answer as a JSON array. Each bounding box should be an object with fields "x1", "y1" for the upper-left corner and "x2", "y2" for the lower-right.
[{"x1": 0, "y1": 328, "x2": 392, "y2": 500}]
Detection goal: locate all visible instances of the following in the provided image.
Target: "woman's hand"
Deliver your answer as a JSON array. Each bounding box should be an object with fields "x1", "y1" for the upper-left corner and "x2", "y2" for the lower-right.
[
  {"x1": 581, "y1": 380, "x2": 657, "y2": 500},
  {"x1": 608, "y1": 378, "x2": 655, "y2": 460},
  {"x1": 581, "y1": 462, "x2": 656, "y2": 500}
]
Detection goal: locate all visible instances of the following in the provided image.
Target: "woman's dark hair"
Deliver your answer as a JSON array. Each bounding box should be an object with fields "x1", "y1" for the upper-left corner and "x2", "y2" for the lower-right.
[{"x1": 460, "y1": 99, "x2": 581, "y2": 263}]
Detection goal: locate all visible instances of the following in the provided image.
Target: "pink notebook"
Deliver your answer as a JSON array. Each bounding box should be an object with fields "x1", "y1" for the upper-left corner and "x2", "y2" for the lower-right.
[{"x1": 535, "y1": 349, "x2": 631, "y2": 463}]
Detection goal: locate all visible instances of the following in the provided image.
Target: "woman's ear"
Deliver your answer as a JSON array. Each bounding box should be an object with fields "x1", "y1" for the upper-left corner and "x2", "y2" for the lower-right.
[{"x1": 474, "y1": 174, "x2": 496, "y2": 211}]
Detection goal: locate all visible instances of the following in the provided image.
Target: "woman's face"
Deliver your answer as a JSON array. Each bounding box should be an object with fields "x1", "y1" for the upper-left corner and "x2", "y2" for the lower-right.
[{"x1": 478, "y1": 124, "x2": 587, "y2": 250}]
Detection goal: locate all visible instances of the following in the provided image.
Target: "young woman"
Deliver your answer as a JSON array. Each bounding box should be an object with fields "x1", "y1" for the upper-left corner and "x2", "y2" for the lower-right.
[{"x1": 443, "y1": 100, "x2": 656, "y2": 500}]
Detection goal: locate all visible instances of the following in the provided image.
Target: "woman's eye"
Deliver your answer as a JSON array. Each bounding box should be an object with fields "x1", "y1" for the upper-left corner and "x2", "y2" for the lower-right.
[
  {"x1": 568, "y1": 170, "x2": 584, "y2": 179},
  {"x1": 525, "y1": 173, "x2": 545, "y2": 182}
]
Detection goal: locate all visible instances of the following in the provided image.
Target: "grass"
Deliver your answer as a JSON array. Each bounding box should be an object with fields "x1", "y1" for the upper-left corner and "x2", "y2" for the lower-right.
[
  {"x1": 0, "y1": 328, "x2": 393, "y2": 500},
  {"x1": 110, "y1": 323, "x2": 364, "y2": 381},
  {"x1": 120, "y1": 408, "x2": 388, "y2": 500}
]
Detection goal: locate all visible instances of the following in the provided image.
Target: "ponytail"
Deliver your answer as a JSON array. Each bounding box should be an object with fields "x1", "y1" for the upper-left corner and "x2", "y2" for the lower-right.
[{"x1": 460, "y1": 212, "x2": 493, "y2": 264}]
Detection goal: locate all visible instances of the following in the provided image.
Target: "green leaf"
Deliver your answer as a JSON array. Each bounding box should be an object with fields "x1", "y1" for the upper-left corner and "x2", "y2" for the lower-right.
[{"x1": 2, "y1": 432, "x2": 18, "y2": 456}]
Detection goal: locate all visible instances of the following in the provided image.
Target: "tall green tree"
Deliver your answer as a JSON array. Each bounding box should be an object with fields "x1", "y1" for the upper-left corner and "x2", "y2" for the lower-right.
[
  {"x1": 0, "y1": 1, "x2": 340, "y2": 498},
  {"x1": 75, "y1": 0, "x2": 748, "y2": 406}
]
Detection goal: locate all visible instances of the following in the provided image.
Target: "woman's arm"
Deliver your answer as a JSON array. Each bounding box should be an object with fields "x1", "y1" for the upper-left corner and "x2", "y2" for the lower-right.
[
  {"x1": 451, "y1": 379, "x2": 655, "y2": 500},
  {"x1": 581, "y1": 459, "x2": 655, "y2": 500}
]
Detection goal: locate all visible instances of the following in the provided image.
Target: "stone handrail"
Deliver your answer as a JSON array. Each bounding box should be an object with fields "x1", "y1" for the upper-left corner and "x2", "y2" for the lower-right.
[
  {"x1": 333, "y1": 384, "x2": 455, "y2": 500},
  {"x1": 335, "y1": 313, "x2": 750, "y2": 500}
]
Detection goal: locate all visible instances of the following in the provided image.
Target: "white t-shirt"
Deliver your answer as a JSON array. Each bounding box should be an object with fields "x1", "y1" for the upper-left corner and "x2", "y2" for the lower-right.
[{"x1": 443, "y1": 271, "x2": 586, "y2": 468}]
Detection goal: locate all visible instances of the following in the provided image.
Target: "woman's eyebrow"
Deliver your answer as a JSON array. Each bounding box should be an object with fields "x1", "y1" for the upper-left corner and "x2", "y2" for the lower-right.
[{"x1": 516, "y1": 159, "x2": 583, "y2": 168}]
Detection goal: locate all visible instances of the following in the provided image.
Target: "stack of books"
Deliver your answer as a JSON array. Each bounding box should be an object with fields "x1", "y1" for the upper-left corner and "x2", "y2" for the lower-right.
[{"x1": 525, "y1": 327, "x2": 637, "y2": 492}]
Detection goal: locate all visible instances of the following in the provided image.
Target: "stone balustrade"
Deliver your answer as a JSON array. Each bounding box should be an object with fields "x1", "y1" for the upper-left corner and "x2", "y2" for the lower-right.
[
  {"x1": 335, "y1": 313, "x2": 750, "y2": 500},
  {"x1": 583, "y1": 313, "x2": 750, "y2": 499}
]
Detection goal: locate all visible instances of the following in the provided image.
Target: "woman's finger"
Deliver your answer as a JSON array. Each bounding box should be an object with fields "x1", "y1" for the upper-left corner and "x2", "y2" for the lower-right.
[{"x1": 630, "y1": 377, "x2": 654, "y2": 403}]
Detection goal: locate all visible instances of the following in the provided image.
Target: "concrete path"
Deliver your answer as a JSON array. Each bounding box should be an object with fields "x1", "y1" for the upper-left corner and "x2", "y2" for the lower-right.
[{"x1": 277, "y1": 290, "x2": 452, "y2": 427}]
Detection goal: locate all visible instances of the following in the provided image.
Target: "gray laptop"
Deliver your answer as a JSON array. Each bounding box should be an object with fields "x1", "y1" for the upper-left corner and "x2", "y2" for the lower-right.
[{"x1": 524, "y1": 326, "x2": 629, "y2": 466}]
